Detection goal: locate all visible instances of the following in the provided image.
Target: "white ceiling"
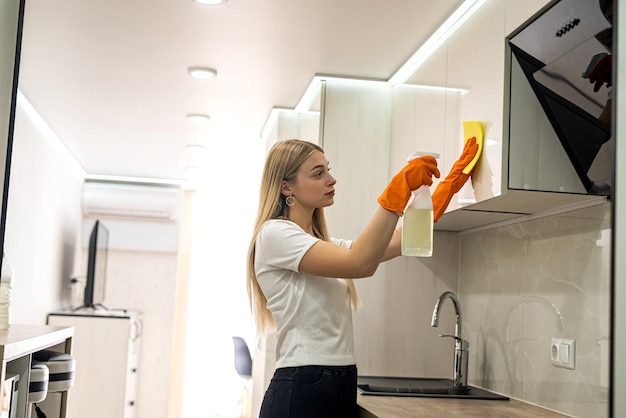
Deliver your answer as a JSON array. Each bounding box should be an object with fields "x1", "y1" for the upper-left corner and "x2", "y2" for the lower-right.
[{"x1": 18, "y1": 0, "x2": 465, "y2": 184}]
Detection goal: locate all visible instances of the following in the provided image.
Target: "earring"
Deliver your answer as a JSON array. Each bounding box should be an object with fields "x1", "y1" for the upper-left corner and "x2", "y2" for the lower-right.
[{"x1": 286, "y1": 194, "x2": 295, "y2": 207}]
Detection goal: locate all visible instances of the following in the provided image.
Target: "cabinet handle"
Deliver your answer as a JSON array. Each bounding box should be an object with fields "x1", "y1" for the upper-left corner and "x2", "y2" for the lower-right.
[
  {"x1": 130, "y1": 319, "x2": 143, "y2": 341},
  {"x1": 129, "y1": 401, "x2": 135, "y2": 406}
]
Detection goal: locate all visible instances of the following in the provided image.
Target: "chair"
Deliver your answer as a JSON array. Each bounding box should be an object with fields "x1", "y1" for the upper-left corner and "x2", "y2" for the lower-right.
[
  {"x1": 232, "y1": 336, "x2": 253, "y2": 417},
  {"x1": 232, "y1": 336, "x2": 253, "y2": 379}
]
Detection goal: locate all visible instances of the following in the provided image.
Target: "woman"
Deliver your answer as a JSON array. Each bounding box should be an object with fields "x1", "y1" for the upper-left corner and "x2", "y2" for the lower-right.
[{"x1": 247, "y1": 138, "x2": 477, "y2": 417}]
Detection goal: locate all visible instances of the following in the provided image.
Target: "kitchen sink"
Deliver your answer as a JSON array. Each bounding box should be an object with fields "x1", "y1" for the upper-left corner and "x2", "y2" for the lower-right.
[{"x1": 357, "y1": 376, "x2": 509, "y2": 400}]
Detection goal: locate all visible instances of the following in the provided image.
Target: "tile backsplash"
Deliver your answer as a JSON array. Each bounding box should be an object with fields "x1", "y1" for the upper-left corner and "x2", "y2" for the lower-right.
[{"x1": 460, "y1": 202, "x2": 611, "y2": 417}]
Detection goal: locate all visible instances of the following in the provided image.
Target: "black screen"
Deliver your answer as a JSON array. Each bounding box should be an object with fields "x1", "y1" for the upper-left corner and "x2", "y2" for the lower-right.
[{"x1": 83, "y1": 220, "x2": 109, "y2": 308}]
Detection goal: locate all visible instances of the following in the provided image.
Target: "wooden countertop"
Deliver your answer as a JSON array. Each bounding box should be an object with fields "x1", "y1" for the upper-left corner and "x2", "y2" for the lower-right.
[{"x1": 358, "y1": 393, "x2": 570, "y2": 417}]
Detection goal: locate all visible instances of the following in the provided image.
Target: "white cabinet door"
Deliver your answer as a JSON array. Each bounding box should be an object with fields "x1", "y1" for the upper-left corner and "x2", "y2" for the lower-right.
[{"x1": 47, "y1": 313, "x2": 141, "y2": 418}]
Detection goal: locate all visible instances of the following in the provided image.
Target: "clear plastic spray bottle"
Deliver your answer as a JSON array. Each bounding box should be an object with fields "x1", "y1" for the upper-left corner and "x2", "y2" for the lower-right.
[{"x1": 401, "y1": 152, "x2": 438, "y2": 257}]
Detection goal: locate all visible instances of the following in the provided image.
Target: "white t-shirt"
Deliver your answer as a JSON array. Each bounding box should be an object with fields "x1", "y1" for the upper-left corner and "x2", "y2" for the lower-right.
[{"x1": 255, "y1": 219, "x2": 356, "y2": 368}]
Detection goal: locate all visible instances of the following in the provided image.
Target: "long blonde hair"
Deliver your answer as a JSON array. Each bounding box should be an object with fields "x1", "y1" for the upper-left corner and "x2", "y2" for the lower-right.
[{"x1": 247, "y1": 139, "x2": 359, "y2": 335}]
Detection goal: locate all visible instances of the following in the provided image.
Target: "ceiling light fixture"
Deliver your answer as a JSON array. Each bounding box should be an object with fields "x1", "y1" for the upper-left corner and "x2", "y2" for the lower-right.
[
  {"x1": 388, "y1": 0, "x2": 488, "y2": 85},
  {"x1": 186, "y1": 144, "x2": 206, "y2": 153},
  {"x1": 193, "y1": 0, "x2": 228, "y2": 5},
  {"x1": 187, "y1": 67, "x2": 217, "y2": 79},
  {"x1": 187, "y1": 114, "x2": 211, "y2": 123}
]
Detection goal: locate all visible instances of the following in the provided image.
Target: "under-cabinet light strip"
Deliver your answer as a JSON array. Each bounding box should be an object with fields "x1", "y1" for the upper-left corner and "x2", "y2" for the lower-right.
[
  {"x1": 294, "y1": 75, "x2": 388, "y2": 113},
  {"x1": 454, "y1": 197, "x2": 608, "y2": 236},
  {"x1": 17, "y1": 90, "x2": 86, "y2": 177},
  {"x1": 18, "y1": 90, "x2": 188, "y2": 188},
  {"x1": 261, "y1": 79, "x2": 468, "y2": 140},
  {"x1": 294, "y1": 78, "x2": 323, "y2": 113},
  {"x1": 260, "y1": 0, "x2": 487, "y2": 140},
  {"x1": 388, "y1": 0, "x2": 488, "y2": 86},
  {"x1": 397, "y1": 83, "x2": 469, "y2": 94}
]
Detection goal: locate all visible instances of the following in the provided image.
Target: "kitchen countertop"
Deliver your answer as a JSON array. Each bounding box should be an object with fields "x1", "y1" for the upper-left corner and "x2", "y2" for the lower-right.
[{"x1": 357, "y1": 393, "x2": 570, "y2": 417}]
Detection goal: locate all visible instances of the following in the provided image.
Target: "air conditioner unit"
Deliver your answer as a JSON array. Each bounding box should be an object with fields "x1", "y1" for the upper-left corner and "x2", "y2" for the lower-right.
[{"x1": 82, "y1": 182, "x2": 181, "y2": 221}]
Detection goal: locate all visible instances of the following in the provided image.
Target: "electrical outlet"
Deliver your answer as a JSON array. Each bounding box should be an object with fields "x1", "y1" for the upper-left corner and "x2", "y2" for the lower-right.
[{"x1": 551, "y1": 338, "x2": 576, "y2": 369}]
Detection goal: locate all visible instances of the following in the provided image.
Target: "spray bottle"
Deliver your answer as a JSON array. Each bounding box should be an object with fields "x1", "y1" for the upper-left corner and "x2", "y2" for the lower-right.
[{"x1": 401, "y1": 152, "x2": 439, "y2": 257}]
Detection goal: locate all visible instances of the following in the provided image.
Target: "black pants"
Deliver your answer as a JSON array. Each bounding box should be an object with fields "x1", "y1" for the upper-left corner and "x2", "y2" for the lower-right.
[{"x1": 259, "y1": 365, "x2": 358, "y2": 418}]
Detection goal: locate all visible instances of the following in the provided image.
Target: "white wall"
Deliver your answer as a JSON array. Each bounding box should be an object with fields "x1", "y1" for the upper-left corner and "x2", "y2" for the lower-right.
[
  {"x1": 461, "y1": 203, "x2": 611, "y2": 417},
  {"x1": 5, "y1": 95, "x2": 181, "y2": 418},
  {"x1": 78, "y1": 213, "x2": 181, "y2": 418},
  {"x1": 4, "y1": 95, "x2": 84, "y2": 324},
  {"x1": 97, "y1": 243, "x2": 178, "y2": 418}
]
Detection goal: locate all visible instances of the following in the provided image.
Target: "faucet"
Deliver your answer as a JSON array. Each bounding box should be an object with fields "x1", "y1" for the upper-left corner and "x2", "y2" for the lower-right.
[{"x1": 431, "y1": 291, "x2": 469, "y2": 389}]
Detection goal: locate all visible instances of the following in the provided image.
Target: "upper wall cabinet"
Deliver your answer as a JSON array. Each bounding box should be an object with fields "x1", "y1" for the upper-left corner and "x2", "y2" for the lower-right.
[
  {"x1": 320, "y1": 79, "x2": 469, "y2": 236},
  {"x1": 389, "y1": 86, "x2": 466, "y2": 208},
  {"x1": 320, "y1": 81, "x2": 392, "y2": 239},
  {"x1": 319, "y1": 0, "x2": 608, "y2": 233},
  {"x1": 403, "y1": 0, "x2": 608, "y2": 231}
]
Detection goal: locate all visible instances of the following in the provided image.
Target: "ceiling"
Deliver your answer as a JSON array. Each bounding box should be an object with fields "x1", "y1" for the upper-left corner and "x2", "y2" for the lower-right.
[{"x1": 17, "y1": 0, "x2": 465, "y2": 186}]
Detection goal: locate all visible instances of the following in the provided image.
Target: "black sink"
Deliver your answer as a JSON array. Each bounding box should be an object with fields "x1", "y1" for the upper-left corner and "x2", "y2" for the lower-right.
[{"x1": 357, "y1": 376, "x2": 509, "y2": 400}]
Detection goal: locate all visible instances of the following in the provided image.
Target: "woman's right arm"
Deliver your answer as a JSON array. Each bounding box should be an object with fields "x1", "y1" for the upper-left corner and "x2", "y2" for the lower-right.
[
  {"x1": 300, "y1": 156, "x2": 440, "y2": 279},
  {"x1": 299, "y1": 207, "x2": 400, "y2": 278}
]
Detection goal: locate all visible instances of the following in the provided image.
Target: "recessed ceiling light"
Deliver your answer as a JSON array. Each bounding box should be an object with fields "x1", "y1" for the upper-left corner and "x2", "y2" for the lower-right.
[
  {"x1": 187, "y1": 67, "x2": 217, "y2": 79},
  {"x1": 187, "y1": 114, "x2": 210, "y2": 123},
  {"x1": 186, "y1": 144, "x2": 206, "y2": 152},
  {"x1": 193, "y1": 0, "x2": 228, "y2": 5}
]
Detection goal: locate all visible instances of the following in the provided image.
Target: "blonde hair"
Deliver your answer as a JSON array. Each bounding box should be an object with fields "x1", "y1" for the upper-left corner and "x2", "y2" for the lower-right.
[{"x1": 247, "y1": 139, "x2": 359, "y2": 335}]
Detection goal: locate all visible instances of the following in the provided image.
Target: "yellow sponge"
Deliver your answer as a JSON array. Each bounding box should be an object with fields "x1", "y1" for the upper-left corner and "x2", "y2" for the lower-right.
[{"x1": 461, "y1": 121, "x2": 484, "y2": 174}]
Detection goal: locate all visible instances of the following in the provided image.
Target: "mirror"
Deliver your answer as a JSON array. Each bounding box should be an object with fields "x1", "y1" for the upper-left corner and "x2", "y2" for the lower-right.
[{"x1": 0, "y1": 0, "x2": 25, "y2": 258}]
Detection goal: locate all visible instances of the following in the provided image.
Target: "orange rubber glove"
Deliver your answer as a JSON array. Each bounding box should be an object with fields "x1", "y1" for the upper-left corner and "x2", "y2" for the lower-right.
[
  {"x1": 432, "y1": 137, "x2": 479, "y2": 222},
  {"x1": 378, "y1": 156, "x2": 440, "y2": 214}
]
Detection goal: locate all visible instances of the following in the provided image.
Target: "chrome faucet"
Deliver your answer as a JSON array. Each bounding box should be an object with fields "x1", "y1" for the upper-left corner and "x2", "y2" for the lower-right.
[{"x1": 431, "y1": 291, "x2": 469, "y2": 389}]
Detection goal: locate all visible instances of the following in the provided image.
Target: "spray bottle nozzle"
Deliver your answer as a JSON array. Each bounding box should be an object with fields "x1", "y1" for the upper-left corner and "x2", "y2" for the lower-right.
[{"x1": 407, "y1": 151, "x2": 440, "y2": 162}]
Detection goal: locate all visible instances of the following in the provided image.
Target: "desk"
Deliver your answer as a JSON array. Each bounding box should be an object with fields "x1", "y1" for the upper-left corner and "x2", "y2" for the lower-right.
[{"x1": 0, "y1": 324, "x2": 74, "y2": 418}]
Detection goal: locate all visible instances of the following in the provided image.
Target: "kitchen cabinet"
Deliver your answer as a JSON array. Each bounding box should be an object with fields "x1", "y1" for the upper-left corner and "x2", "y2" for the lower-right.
[
  {"x1": 264, "y1": 111, "x2": 320, "y2": 150},
  {"x1": 315, "y1": 2, "x2": 608, "y2": 235},
  {"x1": 315, "y1": 0, "x2": 609, "y2": 389},
  {"x1": 389, "y1": 86, "x2": 464, "y2": 211},
  {"x1": 444, "y1": 0, "x2": 606, "y2": 231},
  {"x1": 320, "y1": 79, "x2": 469, "y2": 231},
  {"x1": 320, "y1": 80, "x2": 392, "y2": 242},
  {"x1": 395, "y1": 0, "x2": 607, "y2": 232},
  {"x1": 47, "y1": 311, "x2": 141, "y2": 418},
  {"x1": 0, "y1": 324, "x2": 74, "y2": 418},
  {"x1": 319, "y1": 79, "x2": 460, "y2": 379}
]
